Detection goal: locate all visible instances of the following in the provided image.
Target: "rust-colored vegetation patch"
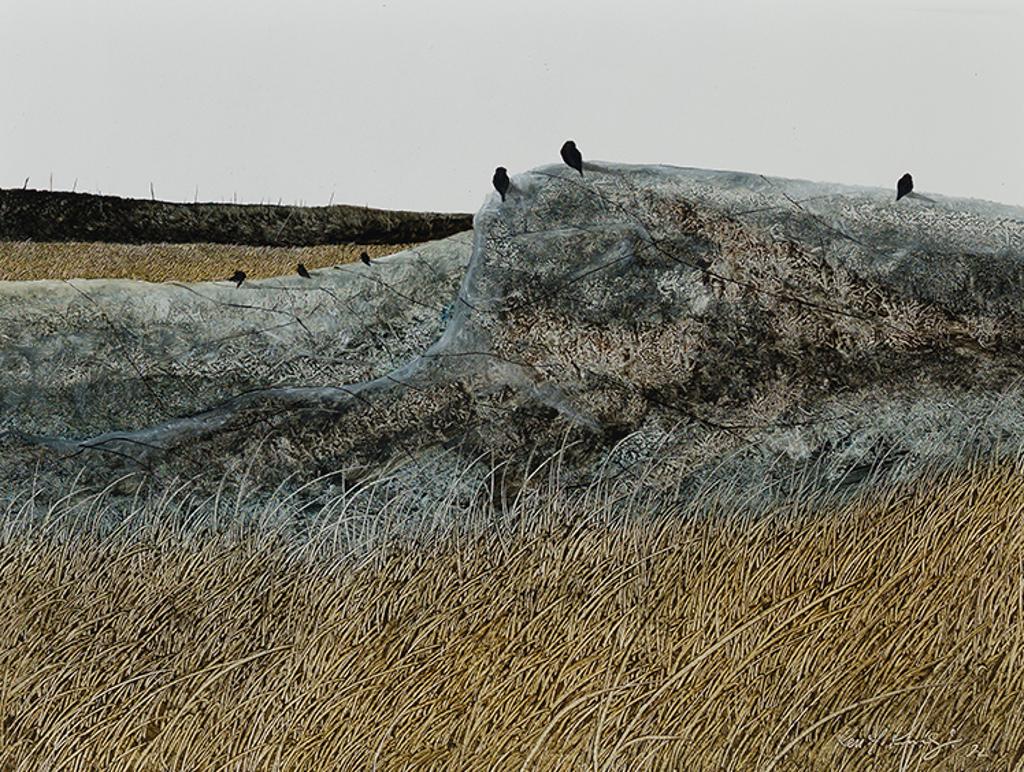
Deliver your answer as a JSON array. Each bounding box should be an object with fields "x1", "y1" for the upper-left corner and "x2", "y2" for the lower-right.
[
  {"x1": 0, "y1": 240, "x2": 426, "y2": 282},
  {"x1": 0, "y1": 461, "x2": 1020, "y2": 768}
]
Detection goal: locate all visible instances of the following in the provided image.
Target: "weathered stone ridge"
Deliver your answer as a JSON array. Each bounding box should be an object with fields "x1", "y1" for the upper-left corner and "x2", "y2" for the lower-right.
[
  {"x1": 1, "y1": 163, "x2": 1022, "y2": 502},
  {"x1": 0, "y1": 234, "x2": 471, "y2": 444}
]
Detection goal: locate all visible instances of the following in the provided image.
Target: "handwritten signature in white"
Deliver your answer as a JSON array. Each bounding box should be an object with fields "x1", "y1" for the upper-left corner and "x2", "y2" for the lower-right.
[{"x1": 835, "y1": 728, "x2": 997, "y2": 761}]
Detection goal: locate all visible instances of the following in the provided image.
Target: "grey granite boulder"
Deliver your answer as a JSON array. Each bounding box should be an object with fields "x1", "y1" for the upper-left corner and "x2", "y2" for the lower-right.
[{"x1": 2, "y1": 163, "x2": 1023, "y2": 505}]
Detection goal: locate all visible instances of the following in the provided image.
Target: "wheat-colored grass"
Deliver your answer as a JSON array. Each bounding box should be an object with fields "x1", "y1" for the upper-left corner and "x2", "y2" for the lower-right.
[
  {"x1": 0, "y1": 458, "x2": 1020, "y2": 769},
  {"x1": 0, "y1": 241, "x2": 425, "y2": 282}
]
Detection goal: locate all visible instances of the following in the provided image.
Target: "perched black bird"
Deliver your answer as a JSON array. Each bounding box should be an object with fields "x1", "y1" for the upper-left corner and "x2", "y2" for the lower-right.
[
  {"x1": 297, "y1": 263, "x2": 311, "y2": 278},
  {"x1": 493, "y1": 167, "x2": 510, "y2": 201},
  {"x1": 360, "y1": 251, "x2": 373, "y2": 266},
  {"x1": 896, "y1": 173, "x2": 914, "y2": 201},
  {"x1": 560, "y1": 140, "x2": 584, "y2": 176},
  {"x1": 230, "y1": 270, "x2": 246, "y2": 288}
]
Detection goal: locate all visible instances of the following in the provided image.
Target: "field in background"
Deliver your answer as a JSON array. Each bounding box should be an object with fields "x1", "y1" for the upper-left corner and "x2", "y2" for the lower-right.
[
  {"x1": 0, "y1": 458, "x2": 1020, "y2": 768},
  {"x1": 0, "y1": 240, "x2": 426, "y2": 282}
]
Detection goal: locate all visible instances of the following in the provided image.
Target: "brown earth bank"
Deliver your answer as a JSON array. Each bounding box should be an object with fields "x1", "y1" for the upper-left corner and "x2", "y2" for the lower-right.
[{"x1": 0, "y1": 188, "x2": 473, "y2": 246}]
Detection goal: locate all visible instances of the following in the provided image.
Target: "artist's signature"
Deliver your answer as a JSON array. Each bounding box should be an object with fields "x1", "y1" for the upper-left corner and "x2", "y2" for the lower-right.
[{"x1": 835, "y1": 727, "x2": 1000, "y2": 761}]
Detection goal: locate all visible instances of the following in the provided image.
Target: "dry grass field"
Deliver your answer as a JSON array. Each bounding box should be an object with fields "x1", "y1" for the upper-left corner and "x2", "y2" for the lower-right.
[
  {"x1": 0, "y1": 240, "x2": 425, "y2": 282},
  {"x1": 0, "y1": 458, "x2": 1020, "y2": 769}
]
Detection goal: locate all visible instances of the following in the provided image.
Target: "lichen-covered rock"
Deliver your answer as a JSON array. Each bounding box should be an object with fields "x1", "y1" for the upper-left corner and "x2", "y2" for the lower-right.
[
  {"x1": 2, "y1": 163, "x2": 1022, "y2": 505},
  {"x1": 0, "y1": 234, "x2": 471, "y2": 482}
]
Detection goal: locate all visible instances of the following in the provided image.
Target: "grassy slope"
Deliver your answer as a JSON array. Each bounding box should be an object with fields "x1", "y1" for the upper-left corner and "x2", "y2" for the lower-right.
[
  {"x1": 0, "y1": 460, "x2": 1019, "y2": 768},
  {"x1": 0, "y1": 240, "x2": 424, "y2": 282},
  {"x1": 0, "y1": 187, "x2": 471, "y2": 280}
]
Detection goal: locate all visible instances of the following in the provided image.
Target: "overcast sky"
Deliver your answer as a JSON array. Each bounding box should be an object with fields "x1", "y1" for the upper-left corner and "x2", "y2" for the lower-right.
[{"x1": 2, "y1": 0, "x2": 1021, "y2": 213}]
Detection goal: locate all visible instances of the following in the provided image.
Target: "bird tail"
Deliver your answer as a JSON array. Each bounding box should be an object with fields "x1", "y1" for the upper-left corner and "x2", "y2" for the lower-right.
[{"x1": 501, "y1": 192, "x2": 506, "y2": 202}]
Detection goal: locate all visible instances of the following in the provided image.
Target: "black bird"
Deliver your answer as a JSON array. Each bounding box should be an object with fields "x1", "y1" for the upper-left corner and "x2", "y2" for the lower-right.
[
  {"x1": 360, "y1": 251, "x2": 373, "y2": 266},
  {"x1": 560, "y1": 140, "x2": 584, "y2": 176},
  {"x1": 230, "y1": 270, "x2": 246, "y2": 288},
  {"x1": 896, "y1": 173, "x2": 913, "y2": 201},
  {"x1": 297, "y1": 263, "x2": 311, "y2": 278},
  {"x1": 493, "y1": 167, "x2": 510, "y2": 201}
]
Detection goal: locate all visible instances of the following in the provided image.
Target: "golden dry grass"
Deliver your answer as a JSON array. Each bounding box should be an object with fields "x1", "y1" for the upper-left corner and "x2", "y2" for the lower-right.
[
  {"x1": 0, "y1": 241, "x2": 425, "y2": 282},
  {"x1": 0, "y1": 460, "x2": 1021, "y2": 769}
]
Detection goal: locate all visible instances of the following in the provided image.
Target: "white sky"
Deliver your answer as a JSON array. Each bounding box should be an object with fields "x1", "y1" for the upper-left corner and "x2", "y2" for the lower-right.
[{"x1": 2, "y1": 0, "x2": 1021, "y2": 212}]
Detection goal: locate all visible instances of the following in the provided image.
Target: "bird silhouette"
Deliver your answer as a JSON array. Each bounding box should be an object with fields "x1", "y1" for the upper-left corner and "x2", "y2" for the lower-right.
[
  {"x1": 896, "y1": 173, "x2": 913, "y2": 201},
  {"x1": 493, "y1": 167, "x2": 510, "y2": 201},
  {"x1": 230, "y1": 270, "x2": 246, "y2": 288},
  {"x1": 297, "y1": 263, "x2": 311, "y2": 278},
  {"x1": 360, "y1": 251, "x2": 373, "y2": 266},
  {"x1": 560, "y1": 140, "x2": 584, "y2": 176}
]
